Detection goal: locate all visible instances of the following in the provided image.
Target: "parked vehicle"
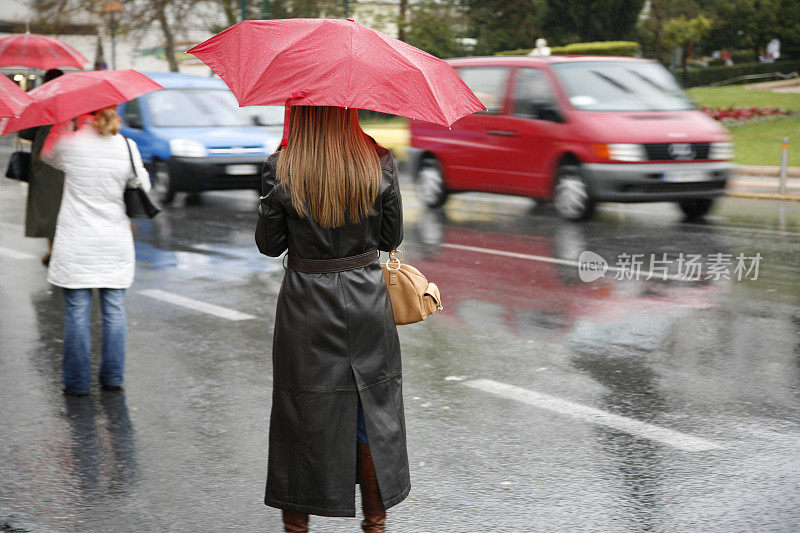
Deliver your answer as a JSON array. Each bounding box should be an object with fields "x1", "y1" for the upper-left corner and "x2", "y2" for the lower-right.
[
  {"x1": 408, "y1": 56, "x2": 735, "y2": 220},
  {"x1": 118, "y1": 72, "x2": 282, "y2": 204}
]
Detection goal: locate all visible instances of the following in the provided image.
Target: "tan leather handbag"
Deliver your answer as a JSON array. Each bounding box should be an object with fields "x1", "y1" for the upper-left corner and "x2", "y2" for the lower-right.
[{"x1": 382, "y1": 249, "x2": 442, "y2": 325}]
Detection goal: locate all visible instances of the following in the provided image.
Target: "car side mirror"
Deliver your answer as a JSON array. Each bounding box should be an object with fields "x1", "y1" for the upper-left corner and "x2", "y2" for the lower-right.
[{"x1": 125, "y1": 114, "x2": 143, "y2": 129}]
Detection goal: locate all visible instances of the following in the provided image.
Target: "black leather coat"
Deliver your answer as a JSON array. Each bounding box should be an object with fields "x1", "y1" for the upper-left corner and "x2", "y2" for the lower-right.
[{"x1": 255, "y1": 147, "x2": 409, "y2": 517}]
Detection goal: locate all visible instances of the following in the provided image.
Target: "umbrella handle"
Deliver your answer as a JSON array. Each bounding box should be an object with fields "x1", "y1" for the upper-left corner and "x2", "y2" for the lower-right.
[{"x1": 280, "y1": 91, "x2": 307, "y2": 148}]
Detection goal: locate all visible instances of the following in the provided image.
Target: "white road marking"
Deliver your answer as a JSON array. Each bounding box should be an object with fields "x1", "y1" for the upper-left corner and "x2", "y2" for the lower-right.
[
  {"x1": 464, "y1": 379, "x2": 722, "y2": 452},
  {"x1": 139, "y1": 289, "x2": 256, "y2": 321},
  {"x1": 441, "y1": 243, "x2": 694, "y2": 282},
  {"x1": 0, "y1": 246, "x2": 35, "y2": 260}
]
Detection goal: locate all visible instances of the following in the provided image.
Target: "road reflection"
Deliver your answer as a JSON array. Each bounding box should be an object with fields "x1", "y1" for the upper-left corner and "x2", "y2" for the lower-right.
[
  {"x1": 63, "y1": 393, "x2": 137, "y2": 498},
  {"x1": 409, "y1": 206, "x2": 728, "y2": 346}
]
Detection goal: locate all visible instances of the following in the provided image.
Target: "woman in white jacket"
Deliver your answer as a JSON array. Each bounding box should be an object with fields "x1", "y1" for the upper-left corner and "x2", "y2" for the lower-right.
[{"x1": 43, "y1": 107, "x2": 150, "y2": 396}]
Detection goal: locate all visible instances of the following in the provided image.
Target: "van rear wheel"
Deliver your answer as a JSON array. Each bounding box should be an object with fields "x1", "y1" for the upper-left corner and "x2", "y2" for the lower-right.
[
  {"x1": 416, "y1": 158, "x2": 449, "y2": 208},
  {"x1": 554, "y1": 164, "x2": 595, "y2": 221}
]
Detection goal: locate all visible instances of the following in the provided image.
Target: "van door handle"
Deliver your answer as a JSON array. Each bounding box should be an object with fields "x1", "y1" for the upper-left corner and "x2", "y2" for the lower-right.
[{"x1": 487, "y1": 130, "x2": 517, "y2": 137}]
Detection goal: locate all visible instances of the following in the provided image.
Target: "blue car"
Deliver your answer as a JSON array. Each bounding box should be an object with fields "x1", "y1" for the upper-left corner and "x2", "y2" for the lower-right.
[{"x1": 118, "y1": 72, "x2": 283, "y2": 204}]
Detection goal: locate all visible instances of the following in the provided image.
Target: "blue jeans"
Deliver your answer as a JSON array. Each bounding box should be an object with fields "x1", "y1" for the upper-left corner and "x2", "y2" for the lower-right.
[{"x1": 63, "y1": 288, "x2": 127, "y2": 393}]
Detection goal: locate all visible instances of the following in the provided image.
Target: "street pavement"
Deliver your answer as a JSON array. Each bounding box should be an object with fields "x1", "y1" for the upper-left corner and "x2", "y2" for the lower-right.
[{"x1": 2, "y1": 139, "x2": 800, "y2": 532}]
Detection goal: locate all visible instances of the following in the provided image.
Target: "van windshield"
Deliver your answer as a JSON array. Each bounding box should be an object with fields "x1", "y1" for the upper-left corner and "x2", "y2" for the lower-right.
[
  {"x1": 148, "y1": 89, "x2": 253, "y2": 127},
  {"x1": 551, "y1": 61, "x2": 693, "y2": 112}
]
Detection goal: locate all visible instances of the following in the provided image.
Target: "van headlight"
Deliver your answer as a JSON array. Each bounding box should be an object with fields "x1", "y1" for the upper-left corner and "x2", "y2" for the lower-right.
[
  {"x1": 170, "y1": 139, "x2": 208, "y2": 158},
  {"x1": 709, "y1": 142, "x2": 734, "y2": 160},
  {"x1": 592, "y1": 143, "x2": 647, "y2": 162}
]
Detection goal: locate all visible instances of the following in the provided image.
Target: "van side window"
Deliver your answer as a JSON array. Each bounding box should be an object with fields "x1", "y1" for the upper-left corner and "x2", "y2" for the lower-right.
[
  {"x1": 514, "y1": 68, "x2": 560, "y2": 121},
  {"x1": 457, "y1": 67, "x2": 508, "y2": 115},
  {"x1": 124, "y1": 98, "x2": 143, "y2": 129}
]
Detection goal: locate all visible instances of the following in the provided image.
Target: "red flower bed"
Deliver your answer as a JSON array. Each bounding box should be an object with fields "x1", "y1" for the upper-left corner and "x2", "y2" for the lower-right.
[{"x1": 701, "y1": 106, "x2": 798, "y2": 122}]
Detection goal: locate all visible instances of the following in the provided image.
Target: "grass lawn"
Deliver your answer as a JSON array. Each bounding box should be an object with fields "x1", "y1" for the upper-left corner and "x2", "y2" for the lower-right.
[
  {"x1": 687, "y1": 84, "x2": 800, "y2": 111},
  {"x1": 686, "y1": 84, "x2": 800, "y2": 167}
]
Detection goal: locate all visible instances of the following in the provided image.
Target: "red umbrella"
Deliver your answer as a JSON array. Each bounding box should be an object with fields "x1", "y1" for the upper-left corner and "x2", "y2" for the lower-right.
[
  {"x1": 2, "y1": 70, "x2": 163, "y2": 134},
  {"x1": 188, "y1": 19, "x2": 484, "y2": 127},
  {"x1": 0, "y1": 33, "x2": 88, "y2": 70},
  {"x1": 0, "y1": 75, "x2": 34, "y2": 118}
]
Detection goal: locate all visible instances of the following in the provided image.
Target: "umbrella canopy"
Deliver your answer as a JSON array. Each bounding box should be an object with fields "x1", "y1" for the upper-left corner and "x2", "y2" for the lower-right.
[
  {"x1": 188, "y1": 19, "x2": 484, "y2": 127},
  {"x1": 0, "y1": 75, "x2": 34, "y2": 118},
  {"x1": 2, "y1": 70, "x2": 163, "y2": 135},
  {"x1": 0, "y1": 33, "x2": 88, "y2": 70}
]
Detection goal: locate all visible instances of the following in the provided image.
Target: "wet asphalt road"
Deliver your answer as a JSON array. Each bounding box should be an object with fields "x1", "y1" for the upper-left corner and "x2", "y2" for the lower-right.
[{"x1": 1, "y1": 140, "x2": 800, "y2": 532}]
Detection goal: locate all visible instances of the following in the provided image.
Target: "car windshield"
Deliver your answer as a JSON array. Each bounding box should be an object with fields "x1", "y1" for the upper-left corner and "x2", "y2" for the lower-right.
[
  {"x1": 148, "y1": 89, "x2": 253, "y2": 127},
  {"x1": 552, "y1": 61, "x2": 693, "y2": 112}
]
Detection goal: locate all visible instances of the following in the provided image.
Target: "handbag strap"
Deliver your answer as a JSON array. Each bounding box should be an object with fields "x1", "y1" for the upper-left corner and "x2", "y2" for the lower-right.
[
  {"x1": 385, "y1": 249, "x2": 404, "y2": 271},
  {"x1": 123, "y1": 137, "x2": 138, "y2": 182}
]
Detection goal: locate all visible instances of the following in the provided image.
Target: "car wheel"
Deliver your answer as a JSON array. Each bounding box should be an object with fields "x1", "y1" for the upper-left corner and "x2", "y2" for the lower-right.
[
  {"x1": 677, "y1": 198, "x2": 714, "y2": 220},
  {"x1": 152, "y1": 160, "x2": 176, "y2": 206},
  {"x1": 416, "y1": 158, "x2": 449, "y2": 208},
  {"x1": 554, "y1": 165, "x2": 595, "y2": 221}
]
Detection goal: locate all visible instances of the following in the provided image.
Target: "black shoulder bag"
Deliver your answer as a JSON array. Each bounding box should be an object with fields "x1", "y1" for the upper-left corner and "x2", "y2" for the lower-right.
[
  {"x1": 123, "y1": 137, "x2": 161, "y2": 219},
  {"x1": 5, "y1": 136, "x2": 31, "y2": 182}
]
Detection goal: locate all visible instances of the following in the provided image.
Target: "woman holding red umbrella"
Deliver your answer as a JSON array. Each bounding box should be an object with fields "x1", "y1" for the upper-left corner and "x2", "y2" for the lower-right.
[
  {"x1": 256, "y1": 105, "x2": 405, "y2": 532},
  {"x1": 192, "y1": 18, "x2": 483, "y2": 532},
  {"x1": 42, "y1": 107, "x2": 150, "y2": 396},
  {"x1": 3, "y1": 70, "x2": 162, "y2": 395}
]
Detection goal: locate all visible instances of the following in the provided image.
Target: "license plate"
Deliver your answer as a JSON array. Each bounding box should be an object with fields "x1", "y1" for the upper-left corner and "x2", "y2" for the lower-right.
[
  {"x1": 226, "y1": 164, "x2": 258, "y2": 176},
  {"x1": 662, "y1": 170, "x2": 711, "y2": 182}
]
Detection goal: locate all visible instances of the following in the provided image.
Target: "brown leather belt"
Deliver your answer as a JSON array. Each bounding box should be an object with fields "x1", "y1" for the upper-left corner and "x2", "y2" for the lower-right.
[{"x1": 286, "y1": 249, "x2": 379, "y2": 274}]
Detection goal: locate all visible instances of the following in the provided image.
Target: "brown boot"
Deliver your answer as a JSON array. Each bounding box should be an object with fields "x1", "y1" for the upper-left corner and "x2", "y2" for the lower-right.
[
  {"x1": 358, "y1": 443, "x2": 386, "y2": 532},
  {"x1": 282, "y1": 510, "x2": 309, "y2": 532}
]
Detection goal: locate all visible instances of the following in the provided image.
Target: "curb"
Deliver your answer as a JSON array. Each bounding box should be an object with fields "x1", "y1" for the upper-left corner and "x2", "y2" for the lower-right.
[
  {"x1": 725, "y1": 191, "x2": 800, "y2": 201},
  {"x1": 737, "y1": 165, "x2": 800, "y2": 178}
]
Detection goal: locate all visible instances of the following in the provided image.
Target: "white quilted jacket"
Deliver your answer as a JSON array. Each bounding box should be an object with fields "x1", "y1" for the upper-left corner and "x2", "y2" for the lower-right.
[{"x1": 45, "y1": 126, "x2": 150, "y2": 289}]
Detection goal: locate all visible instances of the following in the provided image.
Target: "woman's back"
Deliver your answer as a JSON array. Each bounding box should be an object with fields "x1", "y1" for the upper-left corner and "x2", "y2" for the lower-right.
[
  {"x1": 44, "y1": 111, "x2": 149, "y2": 290},
  {"x1": 53, "y1": 128, "x2": 132, "y2": 228},
  {"x1": 256, "y1": 145, "x2": 402, "y2": 259}
]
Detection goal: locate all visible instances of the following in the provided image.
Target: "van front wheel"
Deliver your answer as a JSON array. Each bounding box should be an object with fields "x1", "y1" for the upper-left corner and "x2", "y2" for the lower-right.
[
  {"x1": 677, "y1": 198, "x2": 714, "y2": 220},
  {"x1": 416, "y1": 158, "x2": 449, "y2": 208},
  {"x1": 554, "y1": 165, "x2": 595, "y2": 221}
]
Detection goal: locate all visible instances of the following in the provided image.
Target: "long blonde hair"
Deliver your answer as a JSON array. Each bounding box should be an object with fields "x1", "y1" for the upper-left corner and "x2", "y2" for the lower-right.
[
  {"x1": 276, "y1": 106, "x2": 381, "y2": 228},
  {"x1": 93, "y1": 107, "x2": 122, "y2": 136}
]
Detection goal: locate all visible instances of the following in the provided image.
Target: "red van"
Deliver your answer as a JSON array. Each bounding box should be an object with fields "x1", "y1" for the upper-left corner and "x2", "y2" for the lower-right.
[{"x1": 408, "y1": 56, "x2": 734, "y2": 220}]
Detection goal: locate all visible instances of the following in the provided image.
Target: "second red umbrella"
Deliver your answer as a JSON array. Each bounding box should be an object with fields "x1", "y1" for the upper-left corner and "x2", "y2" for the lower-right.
[
  {"x1": 2, "y1": 70, "x2": 163, "y2": 135},
  {"x1": 0, "y1": 75, "x2": 34, "y2": 118},
  {"x1": 0, "y1": 33, "x2": 88, "y2": 70}
]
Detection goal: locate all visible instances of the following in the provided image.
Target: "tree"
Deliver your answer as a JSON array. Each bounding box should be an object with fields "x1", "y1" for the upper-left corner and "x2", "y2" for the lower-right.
[
  {"x1": 543, "y1": 0, "x2": 646, "y2": 44},
  {"x1": 707, "y1": 0, "x2": 780, "y2": 61},
  {"x1": 268, "y1": 0, "x2": 343, "y2": 18},
  {"x1": 636, "y1": 0, "x2": 696, "y2": 62},
  {"x1": 124, "y1": 0, "x2": 202, "y2": 72},
  {"x1": 398, "y1": 0, "x2": 408, "y2": 41},
  {"x1": 32, "y1": 0, "x2": 197, "y2": 72},
  {"x1": 463, "y1": 0, "x2": 547, "y2": 55},
  {"x1": 404, "y1": 0, "x2": 461, "y2": 58},
  {"x1": 663, "y1": 14, "x2": 712, "y2": 83}
]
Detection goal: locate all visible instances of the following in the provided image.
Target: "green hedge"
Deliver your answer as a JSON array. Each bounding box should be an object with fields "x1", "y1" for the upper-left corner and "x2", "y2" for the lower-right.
[
  {"x1": 496, "y1": 41, "x2": 639, "y2": 57},
  {"x1": 684, "y1": 60, "x2": 800, "y2": 87}
]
